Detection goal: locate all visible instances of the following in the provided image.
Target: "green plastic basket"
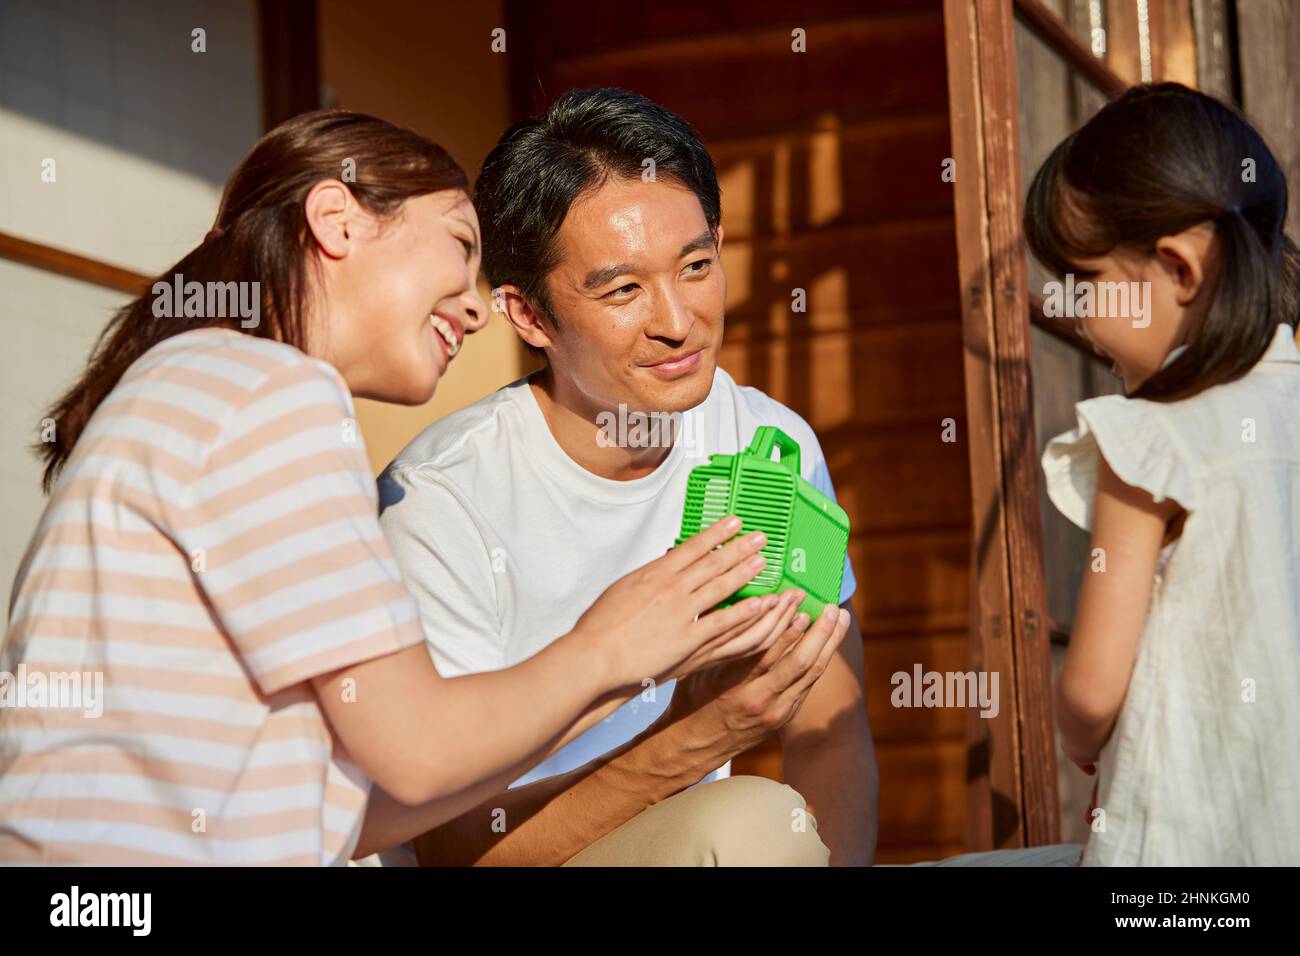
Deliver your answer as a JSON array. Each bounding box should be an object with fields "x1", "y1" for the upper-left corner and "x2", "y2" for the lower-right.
[{"x1": 675, "y1": 426, "x2": 850, "y2": 618}]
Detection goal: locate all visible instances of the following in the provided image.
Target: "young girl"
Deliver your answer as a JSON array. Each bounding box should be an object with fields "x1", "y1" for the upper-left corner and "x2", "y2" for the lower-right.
[
  {"x1": 0, "y1": 111, "x2": 837, "y2": 865},
  {"x1": 1028, "y1": 83, "x2": 1300, "y2": 866}
]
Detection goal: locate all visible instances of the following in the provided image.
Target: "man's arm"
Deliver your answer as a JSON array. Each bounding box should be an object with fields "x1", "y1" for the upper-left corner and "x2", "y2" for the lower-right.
[
  {"x1": 405, "y1": 707, "x2": 713, "y2": 866},
  {"x1": 397, "y1": 593, "x2": 842, "y2": 866},
  {"x1": 352, "y1": 680, "x2": 646, "y2": 861},
  {"x1": 778, "y1": 603, "x2": 878, "y2": 866},
  {"x1": 352, "y1": 589, "x2": 801, "y2": 862}
]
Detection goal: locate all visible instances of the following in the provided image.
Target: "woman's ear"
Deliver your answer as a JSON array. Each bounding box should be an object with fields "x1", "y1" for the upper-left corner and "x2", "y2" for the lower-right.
[
  {"x1": 1153, "y1": 223, "x2": 1217, "y2": 307},
  {"x1": 494, "y1": 284, "x2": 554, "y2": 351},
  {"x1": 305, "y1": 180, "x2": 352, "y2": 259}
]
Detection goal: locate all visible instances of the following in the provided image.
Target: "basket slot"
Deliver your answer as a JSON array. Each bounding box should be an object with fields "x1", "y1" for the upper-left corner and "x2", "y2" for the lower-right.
[{"x1": 733, "y1": 470, "x2": 795, "y2": 587}]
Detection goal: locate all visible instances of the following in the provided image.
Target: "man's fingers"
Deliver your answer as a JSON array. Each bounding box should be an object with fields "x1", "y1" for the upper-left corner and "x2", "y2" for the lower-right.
[
  {"x1": 763, "y1": 604, "x2": 844, "y2": 691},
  {"x1": 768, "y1": 607, "x2": 851, "y2": 721},
  {"x1": 754, "y1": 597, "x2": 810, "y2": 672},
  {"x1": 787, "y1": 607, "x2": 850, "y2": 696},
  {"x1": 755, "y1": 615, "x2": 809, "y2": 673}
]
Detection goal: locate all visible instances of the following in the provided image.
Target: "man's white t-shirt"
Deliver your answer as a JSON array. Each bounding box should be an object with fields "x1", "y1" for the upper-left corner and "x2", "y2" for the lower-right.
[{"x1": 374, "y1": 366, "x2": 857, "y2": 839}]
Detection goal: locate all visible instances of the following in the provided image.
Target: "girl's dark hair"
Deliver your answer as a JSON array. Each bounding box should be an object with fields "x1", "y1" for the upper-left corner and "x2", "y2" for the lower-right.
[
  {"x1": 473, "y1": 88, "x2": 721, "y2": 356},
  {"x1": 37, "y1": 110, "x2": 468, "y2": 493},
  {"x1": 1025, "y1": 82, "x2": 1299, "y2": 401}
]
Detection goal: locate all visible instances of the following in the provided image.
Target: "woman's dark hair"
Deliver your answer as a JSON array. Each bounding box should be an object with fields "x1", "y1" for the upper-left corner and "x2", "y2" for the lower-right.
[
  {"x1": 37, "y1": 110, "x2": 468, "y2": 493},
  {"x1": 1024, "y1": 82, "x2": 1299, "y2": 401},
  {"x1": 473, "y1": 87, "x2": 721, "y2": 354}
]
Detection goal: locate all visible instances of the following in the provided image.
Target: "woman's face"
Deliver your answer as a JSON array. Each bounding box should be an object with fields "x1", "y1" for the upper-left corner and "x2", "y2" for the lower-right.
[{"x1": 315, "y1": 188, "x2": 488, "y2": 404}]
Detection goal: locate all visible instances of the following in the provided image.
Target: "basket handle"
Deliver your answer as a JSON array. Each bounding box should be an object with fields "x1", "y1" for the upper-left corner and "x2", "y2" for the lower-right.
[{"x1": 746, "y1": 426, "x2": 801, "y2": 473}]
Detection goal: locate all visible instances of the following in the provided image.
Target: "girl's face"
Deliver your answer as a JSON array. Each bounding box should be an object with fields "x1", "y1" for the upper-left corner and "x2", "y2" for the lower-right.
[
  {"x1": 312, "y1": 187, "x2": 489, "y2": 404},
  {"x1": 1067, "y1": 224, "x2": 1218, "y2": 394}
]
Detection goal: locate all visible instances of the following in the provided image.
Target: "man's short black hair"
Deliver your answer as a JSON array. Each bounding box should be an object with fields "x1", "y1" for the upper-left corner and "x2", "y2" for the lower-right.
[{"x1": 474, "y1": 88, "x2": 721, "y2": 351}]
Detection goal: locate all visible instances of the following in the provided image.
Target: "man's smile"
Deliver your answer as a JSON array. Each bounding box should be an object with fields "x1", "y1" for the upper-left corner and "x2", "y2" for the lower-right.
[{"x1": 642, "y1": 348, "x2": 703, "y2": 379}]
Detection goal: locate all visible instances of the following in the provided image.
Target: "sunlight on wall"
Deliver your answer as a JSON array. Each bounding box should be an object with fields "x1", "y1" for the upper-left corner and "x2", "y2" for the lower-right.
[
  {"x1": 0, "y1": 109, "x2": 227, "y2": 274},
  {"x1": 782, "y1": 265, "x2": 853, "y2": 429},
  {"x1": 808, "y1": 117, "x2": 843, "y2": 227}
]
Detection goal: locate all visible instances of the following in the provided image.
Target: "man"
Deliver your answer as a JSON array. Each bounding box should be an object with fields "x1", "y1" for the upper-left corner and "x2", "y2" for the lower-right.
[{"x1": 373, "y1": 87, "x2": 878, "y2": 866}]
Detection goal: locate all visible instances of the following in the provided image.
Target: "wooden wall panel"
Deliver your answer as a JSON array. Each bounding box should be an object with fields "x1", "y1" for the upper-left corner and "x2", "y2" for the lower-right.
[
  {"x1": 851, "y1": 531, "x2": 971, "y2": 636},
  {"x1": 709, "y1": 115, "x2": 955, "y2": 239},
  {"x1": 721, "y1": 219, "x2": 961, "y2": 327},
  {"x1": 1238, "y1": 0, "x2": 1300, "y2": 234},
  {"x1": 545, "y1": 15, "x2": 950, "y2": 141},
  {"x1": 718, "y1": 319, "x2": 968, "y2": 429},
  {"x1": 525, "y1": 0, "x2": 924, "y2": 61}
]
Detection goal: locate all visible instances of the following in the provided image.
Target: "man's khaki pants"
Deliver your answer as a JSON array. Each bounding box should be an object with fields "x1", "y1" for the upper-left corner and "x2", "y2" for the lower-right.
[
  {"x1": 561, "y1": 775, "x2": 1082, "y2": 867},
  {"x1": 562, "y1": 775, "x2": 827, "y2": 866}
]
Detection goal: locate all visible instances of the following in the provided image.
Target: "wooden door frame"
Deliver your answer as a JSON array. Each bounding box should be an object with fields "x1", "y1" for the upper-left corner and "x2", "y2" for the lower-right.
[
  {"x1": 944, "y1": 0, "x2": 1219, "y2": 852},
  {"x1": 943, "y1": 0, "x2": 1059, "y2": 850}
]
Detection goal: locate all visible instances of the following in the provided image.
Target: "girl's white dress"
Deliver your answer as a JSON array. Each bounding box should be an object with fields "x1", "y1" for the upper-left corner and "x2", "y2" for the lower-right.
[{"x1": 1042, "y1": 322, "x2": 1300, "y2": 865}]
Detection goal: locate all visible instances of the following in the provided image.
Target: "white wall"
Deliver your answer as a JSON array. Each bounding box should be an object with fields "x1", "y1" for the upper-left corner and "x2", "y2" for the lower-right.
[{"x1": 0, "y1": 0, "x2": 261, "y2": 614}]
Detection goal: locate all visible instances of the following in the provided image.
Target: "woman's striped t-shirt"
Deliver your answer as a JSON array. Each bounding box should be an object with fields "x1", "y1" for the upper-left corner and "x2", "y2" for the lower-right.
[{"x1": 0, "y1": 328, "x2": 426, "y2": 865}]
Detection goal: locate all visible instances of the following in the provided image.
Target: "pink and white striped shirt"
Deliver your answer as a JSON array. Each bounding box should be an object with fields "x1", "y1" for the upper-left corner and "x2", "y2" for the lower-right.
[{"x1": 0, "y1": 328, "x2": 425, "y2": 865}]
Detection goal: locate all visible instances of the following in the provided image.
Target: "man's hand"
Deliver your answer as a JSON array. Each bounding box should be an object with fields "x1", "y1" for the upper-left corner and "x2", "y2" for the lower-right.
[{"x1": 660, "y1": 601, "x2": 851, "y2": 765}]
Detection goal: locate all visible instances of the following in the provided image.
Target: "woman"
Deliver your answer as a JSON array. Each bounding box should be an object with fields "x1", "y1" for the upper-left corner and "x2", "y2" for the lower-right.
[{"x1": 0, "y1": 111, "x2": 811, "y2": 864}]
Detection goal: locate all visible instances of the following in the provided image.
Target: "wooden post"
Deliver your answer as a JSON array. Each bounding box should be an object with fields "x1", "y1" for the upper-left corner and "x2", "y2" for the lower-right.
[
  {"x1": 1190, "y1": 0, "x2": 1234, "y2": 102},
  {"x1": 1150, "y1": 0, "x2": 1199, "y2": 86},
  {"x1": 257, "y1": 0, "x2": 320, "y2": 132},
  {"x1": 1237, "y1": 0, "x2": 1300, "y2": 234},
  {"x1": 943, "y1": 0, "x2": 1061, "y2": 850},
  {"x1": 1105, "y1": 0, "x2": 1145, "y2": 84}
]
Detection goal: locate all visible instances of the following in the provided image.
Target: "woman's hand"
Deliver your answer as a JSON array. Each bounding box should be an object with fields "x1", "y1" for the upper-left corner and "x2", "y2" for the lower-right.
[
  {"x1": 670, "y1": 589, "x2": 804, "y2": 683},
  {"x1": 570, "y1": 516, "x2": 788, "y2": 690}
]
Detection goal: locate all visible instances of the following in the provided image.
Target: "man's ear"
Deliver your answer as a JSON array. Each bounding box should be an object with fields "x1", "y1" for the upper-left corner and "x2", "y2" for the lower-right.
[
  {"x1": 495, "y1": 283, "x2": 555, "y2": 351},
  {"x1": 713, "y1": 224, "x2": 725, "y2": 254},
  {"x1": 1153, "y1": 223, "x2": 1216, "y2": 307},
  {"x1": 305, "y1": 180, "x2": 352, "y2": 259}
]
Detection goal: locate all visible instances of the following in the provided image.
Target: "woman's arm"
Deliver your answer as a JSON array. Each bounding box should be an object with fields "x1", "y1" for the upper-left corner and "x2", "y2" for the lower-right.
[
  {"x1": 314, "y1": 519, "x2": 792, "y2": 819},
  {"x1": 340, "y1": 637, "x2": 629, "y2": 860},
  {"x1": 355, "y1": 591, "x2": 807, "y2": 862},
  {"x1": 1056, "y1": 456, "x2": 1181, "y2": 767},
  {"x1": 343, "y1": 590, "x2": 800, "y2": 858}
]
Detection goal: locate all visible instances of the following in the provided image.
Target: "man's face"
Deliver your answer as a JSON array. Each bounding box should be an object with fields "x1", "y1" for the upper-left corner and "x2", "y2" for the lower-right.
[{"x1": 539, "y1": 176, "x2": 725, "y2": 415}]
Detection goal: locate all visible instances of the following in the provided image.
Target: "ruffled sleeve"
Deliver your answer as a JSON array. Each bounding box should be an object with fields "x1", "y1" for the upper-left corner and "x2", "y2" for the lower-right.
[{"x1": 1041, "y1": 394, "x2": 1198, "y2": 531}]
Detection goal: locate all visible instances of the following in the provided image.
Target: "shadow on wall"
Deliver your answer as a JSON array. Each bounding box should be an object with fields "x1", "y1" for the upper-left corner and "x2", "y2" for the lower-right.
[{"x1": 0, "y1": 0, "x2": 261, "y2": 186}]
